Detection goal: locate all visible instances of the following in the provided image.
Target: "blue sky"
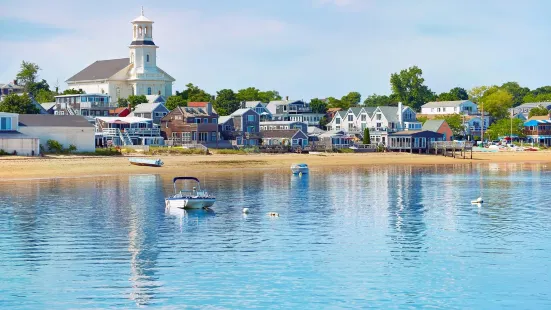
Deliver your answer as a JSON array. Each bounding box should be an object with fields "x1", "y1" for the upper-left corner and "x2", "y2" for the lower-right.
[{"x1": 2, "y1": 0, "x2": 551, "y2": 100}]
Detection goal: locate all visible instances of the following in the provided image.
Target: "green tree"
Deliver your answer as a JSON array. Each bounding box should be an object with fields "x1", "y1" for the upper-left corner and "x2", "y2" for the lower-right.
[
  {"x1": 522, "y1": 86, "x2": 551, "y2": 103},
  {"x1": 176, "y1": 83, "x2": 212, "y2": 103},
  {"x1": 500, "y1": 82, "x2": 530, "y2": 106},
  {"x1": 341, "y1": 91, "x2": 361, "y2": 108},
  {"x1": 35, "y1": 89, "x2": 55, "y2": 103},
  {"x1": 236, "y1": 87, "x2": 282, "y2": 102},
  {"x1": 16, "y1": 61, "x2": 40, "y2": 94},
  {"x1": 468, "y1": 85, "x2": 491, "y2": 103},
  {"x1": 309, "y1": 98, "x2": 328, "y2": 114},
  {"x1": 390, "y1": 66, "x2": 435, "y2": 110},
  {"x1": 127, "y1": 95, "x2": 148, "y2": 110},
  {"x1": 318, "y1": 116, "x2": 328, "y2": 129},
  {"x1": 258, "y1": 90, "x2": 282, "y2": 102},
  {"x1": 28, "y1": 79, "x2": 51, "y2": 96},
  {"x1": 0, "y1": 93, "x2": 40, "y2": 114},
  {"x1": 480, "y1": 88, "x2": 514, "y2": 119},
  {"x1": 416, "y1": 115, "x2": 429, "y2": 124},
  {"x1": 117, "y1": 98, "x2": 129, "y2": 108},
  {"x1": 164, "y1": 96, "x2": 187, "y2": 111},
  {"x1": 363, "y1": 127, "x2": 371, "y2": 144},
  {"x1": 213, "y1": 89, "x2": 240, "y2": 115},
  {"x1": 528, "y1": 105, "x2": 549, "y2": 118},
  {"x1": 62, "y1": 88, "x2": 85, "y2": 95},
  {"x1": 434, "y1": 114, "x2": 463, "y2": 137},
  {"x1": 363, "y1": 94, "x2": 398, "y2": 107},
  {"x1": 437, "y1": 87, "x2": 468, "y2": 101},
  {"x1": 326, "y1": 96, "x2": 345, "y2": 109},
  {"x1": 486, "y1": 118, "x2": 525, "y2": 140}
]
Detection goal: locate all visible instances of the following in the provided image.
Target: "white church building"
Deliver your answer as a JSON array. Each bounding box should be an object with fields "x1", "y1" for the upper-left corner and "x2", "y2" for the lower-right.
[{"x1": 66, "y1": 9, "x2": 175, "y2": 102}]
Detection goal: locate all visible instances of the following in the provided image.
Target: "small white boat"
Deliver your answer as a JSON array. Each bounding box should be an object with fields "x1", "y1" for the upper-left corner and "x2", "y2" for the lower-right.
[
  {"x1": 291, "y1": 163, "x2": 309, "y2": 175},
  {"x1": 165, "y1": 177, "x2": 216, "y2": 209},
  {"x1": 129, "y1": 158, "x2": 163, "y2": 167}
]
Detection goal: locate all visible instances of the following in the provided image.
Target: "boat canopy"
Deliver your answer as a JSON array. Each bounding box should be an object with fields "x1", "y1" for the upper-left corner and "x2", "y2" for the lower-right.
[{"x1": 173, "y1": 177, "x2": 200, "y2": 183}]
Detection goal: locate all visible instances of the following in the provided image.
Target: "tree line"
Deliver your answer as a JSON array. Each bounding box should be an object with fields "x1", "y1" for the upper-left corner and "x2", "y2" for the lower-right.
[{"x1": 4, "y1": 61, "x2": 551, "y2": 123}]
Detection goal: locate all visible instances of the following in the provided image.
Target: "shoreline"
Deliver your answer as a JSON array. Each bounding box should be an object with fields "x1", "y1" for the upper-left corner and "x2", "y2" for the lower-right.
[{"x1": 2, "y1": 152, "x2": 551, "y2": 181}]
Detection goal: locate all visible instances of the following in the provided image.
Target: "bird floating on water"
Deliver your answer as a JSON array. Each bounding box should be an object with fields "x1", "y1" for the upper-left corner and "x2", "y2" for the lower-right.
[
  {"x1": 471, "y1": 197, "x2": 483, "y2": 204},
  {"x1": 242, "y1": 208, "x2": 249, "y2": 214},
  {"x1": 268, "y1": 212, "x2": 279, "y2": 217}
]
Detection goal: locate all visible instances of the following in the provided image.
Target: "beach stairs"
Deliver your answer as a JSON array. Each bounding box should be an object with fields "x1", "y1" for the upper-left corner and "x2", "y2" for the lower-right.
[
  {"x1": 67, "y1": 107, "x2": 77, "y2": 115},
  {"x1": 118, "y1": 130, "x2": 134, "y2": 146}
]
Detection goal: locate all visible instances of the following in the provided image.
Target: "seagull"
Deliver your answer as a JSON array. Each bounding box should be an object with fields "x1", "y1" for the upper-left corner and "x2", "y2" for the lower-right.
[
  {"x1": 471, "y1": 197, "x2": 483, "y2": 204},
  {"x1": 242, "y1": 208, "x2": 249, "y2": 214}
]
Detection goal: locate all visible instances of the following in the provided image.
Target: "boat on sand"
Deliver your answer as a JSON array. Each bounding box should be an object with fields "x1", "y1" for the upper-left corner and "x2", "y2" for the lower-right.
[{"x1": 129, "y1": 158, "x2": 163, "y2": 167}]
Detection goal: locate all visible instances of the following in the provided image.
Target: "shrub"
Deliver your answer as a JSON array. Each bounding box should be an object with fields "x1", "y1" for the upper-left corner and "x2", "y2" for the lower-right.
[
  {"x1": 0, "y1": 149, "x2": 9, "y2": 156},
  {"x1": 67, "y1": 144, "x2": 77, "y2": 153},
  {"x1": 46, "y1": 139, "x2": 64, "y2": 154},
  {"x1": 145, "y1": 146, "x2": 205, "y2": 155}
]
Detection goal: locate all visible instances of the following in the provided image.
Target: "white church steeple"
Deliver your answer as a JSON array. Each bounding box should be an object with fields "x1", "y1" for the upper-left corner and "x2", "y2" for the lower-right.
[{"x1": 129, "y1": 7, "x2": 157, "y2": 73}]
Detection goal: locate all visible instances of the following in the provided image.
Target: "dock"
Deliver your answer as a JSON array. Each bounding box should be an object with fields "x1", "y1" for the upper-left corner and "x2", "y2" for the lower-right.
[{"x1": 430, "y1": 141, "x2": 474, "y2": 159}]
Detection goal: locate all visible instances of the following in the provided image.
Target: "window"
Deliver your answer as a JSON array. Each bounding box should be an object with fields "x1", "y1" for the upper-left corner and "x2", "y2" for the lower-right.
[
  {"x1": 195, "y1": 118, "x2": 201, "y2": 123},
  {"x1": 211, "y1": 132, "x2": 217, "y2": 141},
  {"x1": 336, "y1": 118, "x2": 341, "y2": 125},
  {"x1": 146, "y1": 54, "x2": 150, "y2": 63},
  {"x1": 147, "y1": 87, "x2": 152, "y2": 95},
  {"x1": 437, "y1": 108, "x2": 441, "y2": 112},
  {"x1": 247, "y1": 126, "x2": 255, "y2": 133},
  {"x1": 247, "y1": 115, "x2": 255, "y2": 122},
  {"x1": 212, "y1": 118, "x2": 217, "y2": 124},
  {"x1": 0, "y1": 117, "x2": 12, "y2": 130},
  {"x1": 376, "y1": 114, "x2": 381, "y2": 120},
  {"x1": 224, "y1": 125, "x2": 231, "y2": 131},
  {"x1": 348, "y1": 114, "x2": 353, "y2": 122},
  {"x1": 204, "y1": 118, "x2": 208, "y2": 124},
  {"x1": 361, "y1": 115, "x2": 366, "y2": 121}
]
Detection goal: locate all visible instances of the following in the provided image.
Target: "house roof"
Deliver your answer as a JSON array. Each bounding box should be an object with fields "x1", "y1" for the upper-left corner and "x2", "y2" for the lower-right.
[
  {"x1": 525, "y1": 119, "x2": 551, "y2": 126},
  {"x1": 376, "y1": 106, "x2": 401, "y2": 123},
  {"x1": 327, "y1": 108, "x2": 341, "y2": 112},
  {"x1": 187, "y1": 102, "x2": 210, "y2": 107},
  {"x1": 515, "y1": 102, "x2": 551, "y2": 109},
  {"x1": 230, "y1": 108, "x2": 258, "y2": 116},
  {"x1": 145, "y1": 95, "x2": 166, "y2": 103},
  {"x1": 0, "y1": 82, "x2": 24, "y2": 90},
  {"x1": 308, "y1": 126, "x2": 326, "y2": 134},
  {"x1": 0, "y1": 131, "x2": 36, "y2": 139},
  {"x1": 390, "y1": 130, "x2": 442, "y2": 136},
  {"x1": 178, "y1": 106, "x2": 210, "y2": 116},
  {"x1": 218, "y1": 116, "x2": 231, "y2": 124},
  {"x1": 110, "y1": 107, "x2": 129, "y2": 114},
  {"x1": 348, "y1": 107, "x2": 362, "y2": 116},
  {"x1": 18, "y1": 115, "x2": 94, "y2": 127},
  {"x1": 41, "y1": 102, "x2": 56, "y2": 111},
  {"x1": 132, "y1": 102, "x2": 167, "y2": 113},
  {"x1": 422, "y1": 119, "x2": 446, "y2": 132},
  {"x1": 243, "y1": 101, "x2": 263, "y2": 108},
  {"x1": 319, "y1": 130, "x2": 349, "y2": 138},
  {"x1": 527, "y1": 115, "x2": 550, "y2": 121},
  {"x1": 66, "y1": 58, "x2": 130, "y2": 82},
  {"x1": 261, "y1": 129, "x2": 305, "y2": 139},
  {"x1": 422, "y1": 100, "x2": 472, "y2": 108}
]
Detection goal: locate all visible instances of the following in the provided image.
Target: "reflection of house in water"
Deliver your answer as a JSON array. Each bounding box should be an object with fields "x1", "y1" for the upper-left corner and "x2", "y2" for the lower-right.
[
  {"x1": 127, "y1": 175, "x2": 163, "y2": 306},
  {"x1": 386, "y1": 166, "x2": 427, "y2": 262}
]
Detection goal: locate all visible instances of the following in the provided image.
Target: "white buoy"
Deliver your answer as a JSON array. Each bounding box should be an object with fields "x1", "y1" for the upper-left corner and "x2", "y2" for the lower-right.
[
  {"x1": 242, "y1": 208, "x2": 249, "y2": 214},
  {"x1": 268, "y1": 212, "x2": 279, "y2": 217},
  {"x1": 471, "y1": 197, "x2": 483, "y2": 204}
]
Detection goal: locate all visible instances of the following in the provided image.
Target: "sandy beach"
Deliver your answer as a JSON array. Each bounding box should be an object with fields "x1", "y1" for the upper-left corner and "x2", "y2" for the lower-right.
[{"x1": 1, "y1": 151, "x2": 551, "y2": 181}]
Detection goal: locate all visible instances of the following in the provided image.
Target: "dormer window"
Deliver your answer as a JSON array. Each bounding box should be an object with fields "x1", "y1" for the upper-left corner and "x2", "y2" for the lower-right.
[{"x1": 1, "y1": 116, "x2": 13, "y2": 130}]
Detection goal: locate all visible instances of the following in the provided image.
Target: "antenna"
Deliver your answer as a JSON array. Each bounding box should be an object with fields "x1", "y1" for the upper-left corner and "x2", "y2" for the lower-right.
[{"x1": 141, "y1": 6, "x2": 144, "y2": 16}]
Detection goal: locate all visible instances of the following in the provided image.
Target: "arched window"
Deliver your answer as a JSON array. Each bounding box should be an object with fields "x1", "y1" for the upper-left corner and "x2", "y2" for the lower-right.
[
  {"x1": 146, "y1": 54, "x2": 150, "y2": 62},
  {"x1": 130, "y1": 53, "x2": 134, "y2": 63},
  {"x1": 144, "y1": 26, "x2": 148, "y2": 35},
  {"x1": 147, "y1": 87, "x2": 152, "y2": 95},
  {"x1": 133, "y1": 26, "x2": 136, "y2": 38},
  {"x1": 138, "y1": 27, "x2": 142, "y2": 35}
]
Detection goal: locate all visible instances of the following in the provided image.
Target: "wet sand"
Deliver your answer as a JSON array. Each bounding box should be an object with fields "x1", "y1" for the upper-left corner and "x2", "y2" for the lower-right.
[{"x1": 2, "y1": 151, "x2": 551, "y2": 181}]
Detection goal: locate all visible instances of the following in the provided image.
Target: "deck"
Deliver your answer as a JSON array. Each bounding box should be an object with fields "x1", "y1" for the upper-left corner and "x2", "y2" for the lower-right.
[{"x1": 430, "y1": 141, "x2": 474, "y2": 159}]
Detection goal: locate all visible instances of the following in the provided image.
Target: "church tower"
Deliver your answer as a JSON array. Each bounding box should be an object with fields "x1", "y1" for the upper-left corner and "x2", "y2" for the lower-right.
[{"x1": 129, "y1": 7, "x2": 157, "y2": 75}]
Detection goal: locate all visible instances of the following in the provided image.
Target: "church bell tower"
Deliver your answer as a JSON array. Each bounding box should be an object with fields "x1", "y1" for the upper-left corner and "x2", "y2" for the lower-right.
[{"x1": 129, "y1": 7, "x2": 157, "y2": 74}]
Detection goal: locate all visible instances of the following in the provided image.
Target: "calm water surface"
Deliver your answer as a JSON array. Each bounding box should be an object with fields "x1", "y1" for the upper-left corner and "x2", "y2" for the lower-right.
[{"x1": 1, "y1": 164, "x2": 550, "y2": 309}]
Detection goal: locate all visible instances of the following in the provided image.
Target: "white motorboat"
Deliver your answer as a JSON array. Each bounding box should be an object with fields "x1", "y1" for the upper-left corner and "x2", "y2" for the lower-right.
[
  {"x1": 291, "y1": 163, "x2": 309, "y2": 175},
  {"x1": 165, "y1": 177, "x2": 216, "y2": 209}
]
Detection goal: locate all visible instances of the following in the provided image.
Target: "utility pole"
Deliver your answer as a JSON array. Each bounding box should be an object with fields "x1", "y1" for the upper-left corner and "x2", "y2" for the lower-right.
[{"x1": 480, "y1": 101, "x2": 484, "y2": 146}]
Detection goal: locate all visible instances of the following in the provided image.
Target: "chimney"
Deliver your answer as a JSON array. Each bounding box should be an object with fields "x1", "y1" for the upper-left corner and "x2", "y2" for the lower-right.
[
  {"x1": 206, "y1": 102, "x2": 212, "y2": 115},
  {"x1": 398, "y1": 102, "x2": 403, "y2": 129},
  {"x1": 13, "y1": 80, "x2": 17, "y2": 86},
  {"x1": 286, "y1": 96, "x2": 289, "y2": 101}
]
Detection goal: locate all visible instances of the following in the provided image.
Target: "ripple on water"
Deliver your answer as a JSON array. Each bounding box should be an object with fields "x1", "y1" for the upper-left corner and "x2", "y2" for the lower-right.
[{"x1": 0, "y1": 165, "x2": 551, "y2": 308}]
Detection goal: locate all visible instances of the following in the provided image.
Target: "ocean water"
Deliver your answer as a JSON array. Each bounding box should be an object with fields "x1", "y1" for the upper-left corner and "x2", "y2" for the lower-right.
[{"x1": 0, "y1": 164, "x2": 550, "y2": 309}]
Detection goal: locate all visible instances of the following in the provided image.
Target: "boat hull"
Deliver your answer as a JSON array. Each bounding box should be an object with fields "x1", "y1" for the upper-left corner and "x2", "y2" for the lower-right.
[
  {"x1": 129, "y1": 158, "x2": 163, "y2": 167},
  {"x1": 129, "y1": 162, "x2": 162, "y2": 167},
  {"x1": 165, "y1": 198, "x2": 216, "y2": 209},
  {"x1": 291, "y1": 167, "x2": 309, "y2": 174}
]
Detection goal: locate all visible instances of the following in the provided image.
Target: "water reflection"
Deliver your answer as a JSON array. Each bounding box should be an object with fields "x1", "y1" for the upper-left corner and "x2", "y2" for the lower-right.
[{"x1": 1, "y1": 164, "x2": 551, "y2": 308}]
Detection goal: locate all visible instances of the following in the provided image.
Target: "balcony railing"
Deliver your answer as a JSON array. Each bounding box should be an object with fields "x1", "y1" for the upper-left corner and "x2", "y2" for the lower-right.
[
  {"x1": 99, "y1": 127, "x2": 161, "y2": 137},
  {"x1": 525, "y1": 130, "x2": 551, "y2": 136}
]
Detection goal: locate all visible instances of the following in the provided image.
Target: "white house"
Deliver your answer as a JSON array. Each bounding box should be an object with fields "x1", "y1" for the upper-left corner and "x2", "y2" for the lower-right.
[
  {"x1": 18, "y1": 115, "x2": 96, "y2": 153},
  {"x1": 66, "y1": 9, "x2": 175, "y2": 102},
  {"x1": 421, "y1": 100, "x2": 478, "y2": 115},
  {"x1": 0, "y1": 112, "x2": 40, "y2": 156}
]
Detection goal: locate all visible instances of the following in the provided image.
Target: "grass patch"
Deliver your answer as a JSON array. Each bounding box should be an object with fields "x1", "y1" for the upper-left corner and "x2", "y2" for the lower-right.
[
  {"x1": 77, "y1": 148, "x2": 123, "y2": 156},
  {"x1": 145, "y1": 146, "x2": 206, "y2": 155},
  {"x1": 336, "y1": 148, "x2": 355, "y2": 153},
  {"x1": 212, "y1": 147, "x2": 260, "y2": 155}
]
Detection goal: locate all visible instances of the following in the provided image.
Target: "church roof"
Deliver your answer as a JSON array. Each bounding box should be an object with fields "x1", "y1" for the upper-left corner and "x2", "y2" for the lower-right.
[
  {"x1": 132, "y1": 15, "x2": 153, "y2": 23},
  {"x1": 66, "y1": 58, "x2": 130, "y2": 82}
]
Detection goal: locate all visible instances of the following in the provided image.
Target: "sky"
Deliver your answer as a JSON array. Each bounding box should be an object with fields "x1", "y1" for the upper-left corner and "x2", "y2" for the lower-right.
[{"x1": 2, "y1": 0, "x2": 551, "y2": 101}]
